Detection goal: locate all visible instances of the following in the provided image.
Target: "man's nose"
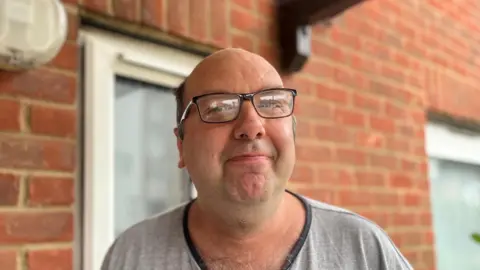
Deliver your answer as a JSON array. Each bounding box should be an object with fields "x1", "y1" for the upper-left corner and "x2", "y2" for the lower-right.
[{"x1": 233, "y1": 101, "x2": 266, "y2": 140}]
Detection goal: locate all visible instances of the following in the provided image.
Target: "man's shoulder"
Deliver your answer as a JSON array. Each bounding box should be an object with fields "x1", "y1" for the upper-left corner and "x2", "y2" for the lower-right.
[
  {"x1": 101, "y1": 203, "x2": 189, "y2": 270},
  {"x1": 300, "y1": 196, "x2": 413, "y2": 269},
  {"x1": 305, "y1": 196, "x2": 385, "y2": 234},
  {"x1": 117, "y1": 202, "x2": 186, "y2": 241}
]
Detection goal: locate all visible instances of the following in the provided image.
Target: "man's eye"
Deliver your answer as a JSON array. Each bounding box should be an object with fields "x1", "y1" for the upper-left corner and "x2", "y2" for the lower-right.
[
  {"x1": 206, "y1": 104, "x2": 234, "y2": 114},
  {"x1": 259, "y1": 100, "x2": 283, "y2": 108}
]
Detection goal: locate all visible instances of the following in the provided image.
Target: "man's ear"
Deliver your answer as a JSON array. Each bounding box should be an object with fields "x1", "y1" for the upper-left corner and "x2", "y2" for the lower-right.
[{"x1": 174, "y1": 127, "x2": 185, "y2": 168}]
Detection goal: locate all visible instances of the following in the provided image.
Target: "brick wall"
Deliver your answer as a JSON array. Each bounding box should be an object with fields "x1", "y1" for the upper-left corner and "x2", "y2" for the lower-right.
[{"x1": 0, "y1": 0, "x2": 478, "y2": 269}]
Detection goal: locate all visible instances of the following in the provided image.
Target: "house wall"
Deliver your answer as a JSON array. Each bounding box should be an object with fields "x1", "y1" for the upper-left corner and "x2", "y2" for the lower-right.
[{"x1": 0, "y1": 0, "x2": 479, "y2": 269}]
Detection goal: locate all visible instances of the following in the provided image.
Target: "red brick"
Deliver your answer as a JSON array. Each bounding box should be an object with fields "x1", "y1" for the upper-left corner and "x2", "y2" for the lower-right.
[
  {"x1": 401, "y1": 231, "x2": 423, "y2": 247},
  {"x1": 403, "y1": 192, "x2": 422, "y2": 207},
  {"x1": 259, "y1": 42, "x2": 278, "y2": 68},
  {"x1": 0, "y1": 136, "x2": 75, "y2": 171},
  {"x1": 66, "y1": 12, "x2": 78, "y2": 41},
  {"x1": 369, "y1": 153, "x2": 398, "y2": 169},
  {"x1": 27, "y1": 248, "x2": 72, "y2": 270},
  {"x1": 291, "y1": 164, "x2": 314, "y2": 184},
  {"x1": 0, "y1": 250, "x2": 17, "y2": 270},
  {"x1": 0, "y1": 70, "x2": 76, "y2": 104},
  {"x1": 354, "y1": 131, "x2": 384, "y2": 149},
  {"x1": 363, "y1": 40, "x2": 392, "y2": 61},
  {"x1": 189, "y1": 0, "x2": 208, "y2": 41},
  {"x1": 30, "y1": 105, "x2": 76, "y2": 138},
  {"x1": 283, "y1": 76, "x2": 316, "y2": 96},
  {"x1": 420, "y1": 211, "x2": 433, "y2": 226},
  {"x1": 402, "y1": 250, "x2": 421, "y2": 267},
  {"x1": 168, "y1": 0, "x2": 189, "y2": 36},
  {"x1": 337, "y1": 170, "x2": 355, "y2": 187},
  {"x1": 334, "y1": 108, "x2": 366, "y2": 127},
  {"x1": 296, "y1": 144, "x2": 333, "y2": 163},
  {"x1": 397, "y1": 124, "x2": 416, "y2": 137},
  {"x1": 394, "y1": 20, "x2": 416, "y2": 40},
  {"x1": 329, "y1": 27, "x2": 362, "y2": 50},
  {"x1": 0, "y1": 174, "x2": 20, "y2": 206},
  {"x1": 0, "y1": 212, "x2": 73, "y2": 244},
  {"x1": 314, "y1": 124, "x2": 351, "y2": 143},
  {"x1": 349, "y1": 54, "x2": 377, "y2": 74},
  {"x1": 311, "y1": 39, "x2": 336, "y2": 59},
  {"x1": 353, "y1": 93, "x2": 383, "y2": 113},
  {"x1": 210, "y1": 0, "x2": 228, "y2": 47},
  {"x1": 336, "y1": 148, "x2": 367, "y2": 166},
  {"x1": 49, "y1": 42, "x2": 78, "y2": 71},
  {"x1": 424, "y1": 230, "x2": 435, "y2": 245},
  {"x1": 303, "y1": 59, "x2": 335, "y2": 78},
  {"x1": 113, "y1": 0, "x2": 139, "y2": 22},
  {"x1": 384, "y1": 101, "x2": 407, "y2": 120},
  {"x1": 343, "y1": 15, "x2": 380, "y2": 40},
  {"x1": 392, "y1": 51, "x2": 412, "y2": 69},
  {"x1": 369, "y1": 115, "x2": 396, "y2": 133},
  {"x1": 389, "y1": 172, "x2": 413, "y2": 188},
  {"x1": 230, "y1": 8, "x2": 259, "y2": 33},
  {"x1": 295, "y1": 99, "x2": 333, "y2": 120},
  {"x1": 260, "y1": 19, "x2": 277, "y2": 45},
  {"x1": 356, "y1": 171, "x2": 386, "y2": 187},
  {"x1": 28, "y1": 176, "x2": 74, "y2": 206},
  {"x1": 142, "y1": 0, "x2": 165, "y2": 29},
  {"x1": 257, "y1": 0, "x2": 274, "y2": 17},
  {"x1": 0, "y1": 99, "x2": 21, "y2": 132},
  {"x1": 400, "y1": 158, "x2": 417, "y2": 171},
  {"x1": 231, "y1": 33, "x2": 255, "y2": 52},
  {"x1": 297, "y1": 188, "x2": 336, "y2": 204},
  {"x1": 83, "y1": 0, "x2": 109, "y2": 12},
  {"x1": 232, "y1": 0, "x2": 253, "y2": 10},
  {"x1": 316, "y1": 84, "x2": 348, "y2": 104},
  {"x1": 386, "y1": 137, "x2": 411, "y2": 153},
  {"x1": 316, "y1": 168, "x2": 342, "y2": 186},
  {"x1": 338, "y1": 190, "x2": 372, "y2": 207},
  {"x1": 372, "y1": 192, "x2": 401, "y2": 207},
  {"x1": 295, "y1": 120, "x2": 312, "y2": 139},
  {"x1": 325, "y1": 46, "x2": 347, "y2": 64}
]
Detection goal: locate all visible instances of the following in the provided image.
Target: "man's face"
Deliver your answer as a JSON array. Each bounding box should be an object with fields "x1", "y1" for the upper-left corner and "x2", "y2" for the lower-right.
[{"x1": 175, "y1": 49, "x2": 296, "y2": 206}]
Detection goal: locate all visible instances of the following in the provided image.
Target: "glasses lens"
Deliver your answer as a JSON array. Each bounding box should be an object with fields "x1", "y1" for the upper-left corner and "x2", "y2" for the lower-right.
[
  {"x1": 254, "y1": 89, "x2": 294, "y2": 118},
  {"x1": 197, "y1": 94, "x2": 240, "y2": 122}
]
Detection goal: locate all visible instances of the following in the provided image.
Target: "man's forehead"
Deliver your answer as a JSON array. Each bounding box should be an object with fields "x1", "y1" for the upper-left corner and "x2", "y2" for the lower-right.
[{"x1": 184, "y1": 48, "x2": 282, "y2": 98}]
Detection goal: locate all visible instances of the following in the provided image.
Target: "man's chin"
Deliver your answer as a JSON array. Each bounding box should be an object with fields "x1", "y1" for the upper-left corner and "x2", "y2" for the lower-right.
[{"x1": 225, "y1": 184, "x2": 272, "y2": 205}]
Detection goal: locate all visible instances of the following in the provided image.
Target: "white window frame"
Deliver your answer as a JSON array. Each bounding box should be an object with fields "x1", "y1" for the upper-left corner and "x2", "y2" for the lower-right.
[
  {"x1": 425, "y1": 122, "x2": 480, "y2": 164},
  {"x1": 80, "y1": 28, "x2": 203, "y2": 270}
]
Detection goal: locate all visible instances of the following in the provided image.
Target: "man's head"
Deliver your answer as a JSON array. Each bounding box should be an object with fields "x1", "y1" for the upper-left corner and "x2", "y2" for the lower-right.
[{"x1": 173, "y1": 48, "x2": 297, "y2": 213}]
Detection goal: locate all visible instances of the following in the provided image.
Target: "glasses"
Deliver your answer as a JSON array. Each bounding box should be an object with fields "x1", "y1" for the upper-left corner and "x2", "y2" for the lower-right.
[{"x1": 179, "y1": 88, "x2": 297, "y2": 124}]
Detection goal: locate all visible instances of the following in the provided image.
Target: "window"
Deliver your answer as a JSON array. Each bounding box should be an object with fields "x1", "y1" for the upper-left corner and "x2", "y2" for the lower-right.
[
  {"x1": 426, "y1": 122, "x2": 480, "y2": 270},
  {"x1": 80, "y1": 29, "x2": 203, "y2": 270}
]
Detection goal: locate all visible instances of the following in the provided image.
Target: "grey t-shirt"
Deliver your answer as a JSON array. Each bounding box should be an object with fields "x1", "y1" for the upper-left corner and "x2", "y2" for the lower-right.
[{"x1": 101, "y1": 192, "x2": 413, "y2": 270}]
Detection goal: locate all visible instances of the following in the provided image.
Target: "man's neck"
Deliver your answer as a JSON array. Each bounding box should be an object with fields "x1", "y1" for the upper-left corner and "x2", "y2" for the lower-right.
[
  {"x1": 191, "y1": 193, "x2": 288, "y2": 241},
  {"x1": 187, "y1": 192, "x2": 305, "y2": 258}
]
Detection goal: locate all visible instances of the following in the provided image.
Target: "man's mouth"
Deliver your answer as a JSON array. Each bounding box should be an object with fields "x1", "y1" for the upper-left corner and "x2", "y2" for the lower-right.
[{"x1": 227, "y1": 153, "x2": 271, "y2": 163}]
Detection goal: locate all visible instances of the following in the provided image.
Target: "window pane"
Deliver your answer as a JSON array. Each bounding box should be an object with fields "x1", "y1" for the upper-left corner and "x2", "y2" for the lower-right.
[
  {"x1": 114, "y1": 76, "x2": 190, "y2": 236},
  {"x1": 429, "y1": 158, "x2": 480, "y2": 270}
]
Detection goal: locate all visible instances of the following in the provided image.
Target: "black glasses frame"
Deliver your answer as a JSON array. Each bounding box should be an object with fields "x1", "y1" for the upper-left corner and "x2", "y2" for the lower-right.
[{"x1": 179, "y1": 88, "x2": 297, "y2": 125}]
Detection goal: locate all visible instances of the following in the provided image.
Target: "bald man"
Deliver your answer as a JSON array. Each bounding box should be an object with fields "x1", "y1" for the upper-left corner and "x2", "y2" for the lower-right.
[{"x1": 101, "y1": 49, "x2": 413, "y2": 270}]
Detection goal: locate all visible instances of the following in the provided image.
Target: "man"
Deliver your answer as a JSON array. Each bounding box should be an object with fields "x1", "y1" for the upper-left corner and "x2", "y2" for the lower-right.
[{"x1": 101, "y1": 48, "x2": 413, "y2": 270}]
